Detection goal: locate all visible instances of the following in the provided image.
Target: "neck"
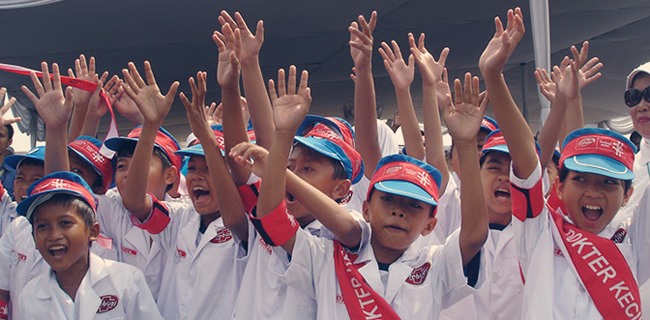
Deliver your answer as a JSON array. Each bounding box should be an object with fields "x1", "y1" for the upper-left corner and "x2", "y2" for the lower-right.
[
  {"x1": 54, "y1": 254, "x2": 90, "y2": 302},
  {"x1": 370, "y1": 237, "x2": 405, "y2": 265},
  {"x1": 488, "y1": 208, "x2": 512, "y2": 226},
  {"x1": 297, "y1": 214, "x2": 316, "y2": 229}
]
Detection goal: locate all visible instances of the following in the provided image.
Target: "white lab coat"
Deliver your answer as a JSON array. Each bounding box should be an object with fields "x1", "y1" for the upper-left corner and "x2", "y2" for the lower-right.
[
  {"x1": 140, "y1": 201, "x2": 250, "y2": 320},
  {"x1": 17, "y1": 253, "x2": 161, "y2": 319},
  {"x1": 512, "y1": 163, "x2": 650, "y2": 319},
  {"x1": 0, "y1": 190, "x2": 17, "y2": 239},
  {"x1": 273, "y1": 221, "x2": 482, "y2": 320}
]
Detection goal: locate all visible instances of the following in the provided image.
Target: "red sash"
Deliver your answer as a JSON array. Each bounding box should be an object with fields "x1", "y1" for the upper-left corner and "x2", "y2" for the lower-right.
[
  {"x1": 550, "y1": 209, "x2": 643, "y2": 320},
  {"x1": 0, "y1": 63, "x2": 118, "y2": 157},
  {"x1": 333, "y1": 241, "x2": 401, "y2": 320}
]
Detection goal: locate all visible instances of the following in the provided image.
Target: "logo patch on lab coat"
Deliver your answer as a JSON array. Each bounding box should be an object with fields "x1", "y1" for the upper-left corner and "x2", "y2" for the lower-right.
[
  {"x1": 210, "y1": 228, "x2": 233, "y2": 244},
  {"x1": 97, "y1": 295, "x2": 119, "y2": 313},
  {"x1": 406, "y1": 262, "x2": 431, "y2": 285}
]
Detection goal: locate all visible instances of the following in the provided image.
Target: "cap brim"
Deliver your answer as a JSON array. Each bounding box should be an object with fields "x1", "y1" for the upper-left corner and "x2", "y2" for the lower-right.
[
  {"x1": 374, "y1": 180, "x2": 438, "y2": 206},
  {"x1": 295, "y1": 136, "x2": 346, "y2": 163},
  {"x1": 4, "y1": 154, "x2": 43, "y2": 169},
  {"x1": 482, "y1": 145, "x2": 510, "y2": 156},
  {"x1": 104, "y1": 137, "x2": 137, "y2": 153},
  {"x1": 18, "y1": 190, "x2": 83, "y2": 220},
  {"x1": 67, "y1": 147, "x2": 104, "y2": 179},
  {"x1": 563, "y1": 154, "x2": 634, "y2": 180}
]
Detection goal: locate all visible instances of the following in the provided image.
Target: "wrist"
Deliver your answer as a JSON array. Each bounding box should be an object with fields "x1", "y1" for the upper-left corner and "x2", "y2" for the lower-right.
[
  {"x1": 481, "y1": 71, "x2": 504, "y2": 83},
  {"x1": 240, "y1": 55, "x2": 260, "y2": 66}
]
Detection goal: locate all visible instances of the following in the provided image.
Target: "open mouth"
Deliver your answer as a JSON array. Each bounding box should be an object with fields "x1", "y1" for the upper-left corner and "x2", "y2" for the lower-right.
[
  {"x1": 285, "y1": 192, "x2": 297, "y2": 204},
  {"x1": 582, "y1": 205, "x2": 603, "y2": 222},
  {"x1": 494, "y1": 188, "x2": 511, "y2": 200},
  {"x1": 48, "y1": 245, "x2": 67, "y2": 258},
  {"x1": 192, "y1": 186, "x2": 211, "y2": 202}
]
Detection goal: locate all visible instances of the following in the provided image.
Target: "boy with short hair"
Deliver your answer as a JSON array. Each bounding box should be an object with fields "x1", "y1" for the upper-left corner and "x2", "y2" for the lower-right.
[
  {"x1": 480, "y1": 7, "x2": 649, "y2": 319},
  {"x1": 249, "y1": 58, "x2": 488, "y2": 319},
  {"x1": 15, "y1": 171, "x2": 161, "y2": 319}
]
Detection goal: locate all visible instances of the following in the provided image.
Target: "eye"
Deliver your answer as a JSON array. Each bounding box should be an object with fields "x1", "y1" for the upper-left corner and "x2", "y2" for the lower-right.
[
  {"x1": 410, "y1": 202, "x2": 423, "y2": 209},
  {"x1": 34, "y1": 223, "x2": 48, "y2": 230},
  {"x1": 71, "y1": 168, "x2": 82, "y2": 175},
  {"x1": 572, "y1": 175, "x2": 586, "y2": 182},
  {"x1": 380, "y1": 194, "x2": 393, "y2": 202},
  {"x1": 60, "y1": 220, "x2": 74, "y2": 227},
  {"x1": 186, "y1": 165, "x2": 196, "y2": 172},
  {"x1": 303, "y1": 166, "x2": 313, "y2": 172},
  {"x1": 604, "y1": 178, "x2": 620, "y2": 185},
  {"x1": 287, "y1": 164, "x2": 295, "y2": 171}
]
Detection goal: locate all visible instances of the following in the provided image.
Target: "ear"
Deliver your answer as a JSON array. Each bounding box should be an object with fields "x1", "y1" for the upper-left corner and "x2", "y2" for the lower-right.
[
  {"x1": 88, "y1": 222, "x2": 100, "y2": 242},
  {"x1": 362, "y1": 200, "x2": 371, "y2": 222},
  {"x1": 555, "y1": 176, "x2": 564, "y2": 201},
  {"x1": 420, "y1": 217, "x2": 437, "y2": 236},
  {"x1": 163, "y1": 165, "x2": 178, "y2": 187},
  {"x1": 621, "y1": 185, "x2": 634, "y2": 207},
  {"x1": 330, "y1": 179, "x2": 351, "y2": 201},
  {"x1": 8, "y1": 138, "x2": 12, "y2": 146}
]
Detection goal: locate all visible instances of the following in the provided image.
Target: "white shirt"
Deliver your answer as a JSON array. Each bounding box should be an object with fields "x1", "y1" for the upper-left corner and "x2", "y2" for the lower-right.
[
  {"x1": 0, "y1": 190, "x2": 17, "y2": 239},
  {"x1": 512, "y1": 162, "x2": 650, "y2": 319},
  {"x1": 273, "y1": 221, "x2": 482, "y2": 320},
  {"x1": 144, "y1": 201, "x2": 250, "y2": 320},
  {"x1": 440, "y1": 224, "x2": 523, "y2": 320},
  {"x1": 95, "y1": 193, "x2": 166, "y2": 298},
  {"x1": 17, "y1": 253, "x2": 161, "y2": 320}
]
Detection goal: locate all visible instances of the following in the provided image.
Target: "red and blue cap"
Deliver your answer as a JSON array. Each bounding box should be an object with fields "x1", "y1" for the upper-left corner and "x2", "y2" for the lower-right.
[
  {"x1": 105, "y1": 126, "x2": 182, "y2": 171},
  {"x1": 480, "y1": 116, "x2": 499, "y2": 133},
  {"x1": 561, "y1": 128, "x2": 636, "y2": 180},
  {"x1": 367, "y1": 154, "x2": 442, "y2": 215},
  {"x1": 17, "y1": 171, "x2": 97, "y2": 221},
  {"x1": 4, "y1": 146, "x2": 45, "y2": 169},
  {"x1": 177, "y1": 125, "x2": 229, "y2": 157},
  {"x1": 294, "y1": 115, "x2": 364, "y2": 184},
  {"x1": 68, "y1": 136, "x2": 113, "y2": 194},
  {"x1": 481, "y1": 130, "x2": 509, "y2": 158}
]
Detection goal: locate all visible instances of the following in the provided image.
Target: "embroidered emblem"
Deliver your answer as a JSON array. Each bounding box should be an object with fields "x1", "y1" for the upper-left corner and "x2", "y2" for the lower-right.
[
  {"x1": 121, "y1": 246, "x2": 137, "y2": 256},
  {"x1": 406, "y1": 262, "x2": 431, "y2": 285},
  {"x1": 97, "y1": 295, "x2": 119, "y2": 313},
  {"x1": 611, "y1": 228, "x2": 627, "y2": 243},
  {"x1": 554, "y1": 247, "x2": 564, "y2": 257},
  {"x1": 174, "y1": 247, "x2": 187, "y2": 263},
  {"x1": 578, "y1": 137, "x2": 596, "y2": 148},
  {"x1": 210, "y1": 228, "x2": 233, "y2": 244},
  {"x1": 336, "y1": 294, "x2": 344, "y2": 304}
]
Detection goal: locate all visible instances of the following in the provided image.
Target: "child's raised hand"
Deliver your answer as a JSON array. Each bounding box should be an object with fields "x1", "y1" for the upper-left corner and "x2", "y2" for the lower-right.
[
  {"x1": 219, "y1": 11, "x2": 264, "y2": 63},
  {"x1": 121, "y1": 61, "x2": 179, "y2": 126},
  {"x1": 0, "y1": 88, "x2": 20, "y2": 127},
  {"x1": 67, "y1": 54, "x2": 98, "y2": 108},
  {"x1": 409, "y1": 33, "x2": 449, "y2": 87},
  {"x1": 230, "y1": 141, "x2": 268, "y2": 177},
  {"x1": 570, "y1": 41, "x2": 603, "y2": 89},
  {"x1": 349, "y1": 11, "x2": 377, "y2": 69},
  {"x1": 179, "y1": 71, "x2": 210, "y2": 138},
  {"x1": 534, "y1": 67, "x2": 556, "y2": 103},
  {"x1": 478, "y1": 7, "x2": 525, "y2": 77},
  {"x1": 22, "y1": 62, "x2": 73, "y2": 130},
  {"x1": 379, "y1": 40, "x2": 414, "y2": 91},
  {"x1": 213, "y1": 23, "x2": 241, "y2": 89},
  {"x1": 109, "y1": 79, "x2": 145, "y2": 126},
  {"x1": 268, "y1": 66, "x2": 311, "y2": 133},
  {"x1": 554, "y1": 58, "x2": 580, "y2": 101},
  {"x1": 441, "y1": 73, "x2": 487, "y2": 143},
  {"x1": 204, "y1": 102, "x2": 220, "y2": 126}
]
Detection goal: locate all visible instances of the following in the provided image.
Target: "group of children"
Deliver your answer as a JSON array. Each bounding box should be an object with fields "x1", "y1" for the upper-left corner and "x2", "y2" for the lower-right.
[{"x1": 0, "y1": 6, "x2": 647, "y2": 320}]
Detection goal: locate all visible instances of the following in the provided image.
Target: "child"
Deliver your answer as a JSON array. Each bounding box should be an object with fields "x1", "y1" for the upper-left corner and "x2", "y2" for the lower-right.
[
  {"x1": 480, "y1": 7, "x2": 648, "y2": 319},
  {"x1": 249, "y1": 58, "x2": 488, "y2": 319},
  {"x1": 15, "y1": 171, "x2": 161, "y2": 319}
]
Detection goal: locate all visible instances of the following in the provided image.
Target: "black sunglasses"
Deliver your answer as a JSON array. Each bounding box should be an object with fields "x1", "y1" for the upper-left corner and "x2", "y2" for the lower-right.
[{"x1": 624, "y1": 86, "x2": 650, "y2": 107}]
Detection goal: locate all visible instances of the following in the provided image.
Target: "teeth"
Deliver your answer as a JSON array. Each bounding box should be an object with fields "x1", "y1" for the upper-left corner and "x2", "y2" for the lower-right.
[
  {"x1": 496, "y1": 188, "x2": 510, "y2": 193},
  {"x1": 583, "y1": 205, "x2": 602, "y2": 211},
  {"x1": 49, "y1": 245, "x2": 66, "y2": 251},
  {"x1": 193, "y1": 186, "x2": 208, "y2": 191}
]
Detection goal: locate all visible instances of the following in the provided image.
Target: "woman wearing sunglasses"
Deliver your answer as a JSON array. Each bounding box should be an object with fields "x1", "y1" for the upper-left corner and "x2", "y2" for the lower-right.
[{"x1": 621, "y1": 61, "x2": 650, "y2": 313}]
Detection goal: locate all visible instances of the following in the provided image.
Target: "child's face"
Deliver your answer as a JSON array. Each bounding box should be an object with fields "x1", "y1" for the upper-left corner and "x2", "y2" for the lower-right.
[
  {"x1": 629, "y1": 74, "x2": 650, "y2": 138},
  {"x1": 481, "y1": 152, "x2": 512, "y2": 219},
  {"x1": 69, "y1": 153, "x2": 102, "y2": 194},
  {"x1": 286, "y1": 145, "x2": 346, "y2": 225},
  {"x1": 558, "y1": 171, "x2": 633, "y2": 235},
  {"x1": 14, "y1": 163, "x2": 44, "y2": 203},
  {"x1": 363, "y1": 189, "x2": 436, "y2": 253},
  {"x1": 32, "y1": 201, "x2": 99, "y2": 275},
  {"x1": 185, "y1": 155, "x2": 220, "y2": 215},
  {"x1": 114, "y1": 154, "x2": 173, "y2": 200}
]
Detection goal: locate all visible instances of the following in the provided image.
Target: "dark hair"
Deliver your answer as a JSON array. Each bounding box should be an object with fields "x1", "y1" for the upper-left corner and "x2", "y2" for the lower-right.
[
  {"x1": 117, "y1": 144, "x2": 174, "y2": 192},
  {"x1": 367, "y1": 187, "x2": 436, "y2": 217},
  {"x1": 17, "y1": 158, "x2": 44, "y2": 170},
  {"x1": 558, "y1": 166, "x2": 632, "y2": 193},
  {"x1": 4, "y1": 124, "x2": 13, "y2": 140},
  {"x1": 30, "y1": 193, "x2": 95, "y2": 227}
]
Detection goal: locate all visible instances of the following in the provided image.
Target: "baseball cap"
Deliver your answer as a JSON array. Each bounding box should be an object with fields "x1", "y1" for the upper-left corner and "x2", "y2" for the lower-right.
[
  {"x1": 481, "y1": 130, "x2": 509, "y2": 158},
  {"x1": 560, "y1": 128, "x2": 635, "y2": 180},
  {"x1": 294, "y1": 115, "x2": 364, "y2": 184},
  {"x1": 17, "y1": 171, "x2": 97, "y2": 221},
  {"x1": 185, "y1": 123, "x2": 256, "y2": 149},
  {"x1": 104, "y1": 126, "x2": 182, "y2": 171},
  {"x1": 4, "y1": 146, "x2": 45, "y2": 169},
  {"x1": 626, "y1": 61, "x2": 650, "y2": 89},
  {"x1": 367, "y1": 154, "x2": 441, "y2": 214},
  {"x1": 480, "y1": 116, "x2": 499, "y2": 133},
  {"x1": 68, "y1": 136, "x2": 113, "y2": 194}
]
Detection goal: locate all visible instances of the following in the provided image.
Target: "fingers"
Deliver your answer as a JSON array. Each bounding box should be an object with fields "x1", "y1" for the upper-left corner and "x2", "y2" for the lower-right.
[
  {"x1": 454, "y1": 78, "x2": 462, "y2": 105},
  {"x1": 268, "y1": 79, "x2": 277, "y2": 101},
  {"x1": 212, "y1": 32, "x2": 226, "y2": 52},
  {"x1": 442, "y1": 68, "x2": 448, "y2": 83},
  {"x1": 219, "y1": 10, "x2": 237, "y2": 28},
  {"x1": 298, "y1": 70, "x2": 310, "y2": 98},
  {"x1": 233, "y1": 12, "x2": 250, "y2": 33},
  {"x1": 391, "y1": 40, "x2": 402, "y2": 60},
  {"x1": 41, "y1": 62, "x2": 52, "y2": 92},
  {"x1": 276, "y1": 68, "x2": 286, "y2": 98},
  {"x1": 144, "y1": 61, "x2": 157, "y2": 86},
  {"x1": 463, "y1": 73, "x2": 472, "y2": 103},
  {"x1": 52, "y1": 63, "x2": 62, "y2": 93},
  {"x1": 126, "y1": 62, "x2": 145, "y2": 89},
  {"x1": 165, "y1": 81, "x2": 180, "y2": 102},
  {"x1": 438, "y1": 47, "x2": 450, "y2": 66},
  {"x1": 471, "y1": 75, "x2": 480, "y2": 106},
  {"x1": 418, "y1": 33, "x2": 426, "y2": 51}
]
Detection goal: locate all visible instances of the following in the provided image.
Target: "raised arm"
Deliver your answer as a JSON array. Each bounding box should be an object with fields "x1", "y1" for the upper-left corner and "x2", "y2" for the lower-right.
[
  {"x1": 478, "y1": 7, "x2": 537, "y2": 178},
  {"x1": 21, "y1": 62, "x2": 72, "y2": 174},
  {"x1": 350, "y1": 11, "x2": 382, "y2": 176},
  {"x1": 67, "y1": 55, "x2": 98, "y2": 142},
  {"x1": 120, "y1": 61, "x2": 179, "y2": 220},
  {"x1": 441, "y1": 73, "x2": 488, "y2": 266},
  {"x1": 378, "y1": 39, "x2": 424, "y2": 160},
  {"x1": 409, "y1": 32, "x2": 451, "y2": 194},
  {"x1": 257, "y1": 66, "x2": 311, "y2": 254},
  {"x1": 79, "y1": 73, "x2": 119, "y2": 138},
  {"x1": 218, "y1": 11, "x2": 275, "y2": 149}
]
